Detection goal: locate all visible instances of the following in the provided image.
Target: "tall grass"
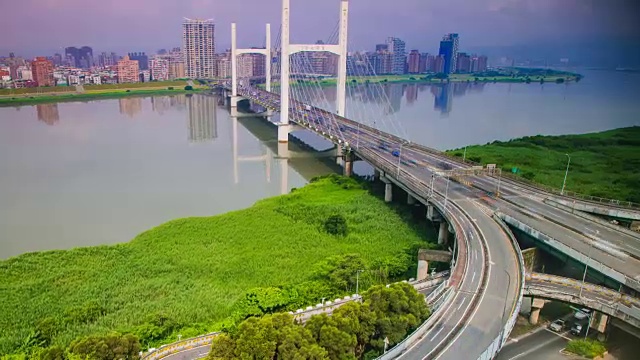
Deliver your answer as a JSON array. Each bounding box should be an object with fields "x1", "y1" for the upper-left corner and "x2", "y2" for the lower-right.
[
  {"x1": 446, "y1": 127, "x2": 640, "y2": 203},
  {"x1": 0, "y1": 175, "x2": 432, "y2": 355}
]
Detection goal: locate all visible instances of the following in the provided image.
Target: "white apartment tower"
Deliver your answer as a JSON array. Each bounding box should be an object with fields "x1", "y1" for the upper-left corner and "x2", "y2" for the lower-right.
[{"x1": 182, "y1": 18, "x2": 216, "y2": 79}]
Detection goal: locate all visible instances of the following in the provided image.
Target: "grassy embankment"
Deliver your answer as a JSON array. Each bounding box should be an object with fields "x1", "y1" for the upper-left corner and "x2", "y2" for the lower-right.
[
  {"x1": 445, "y1": 127, "x2": 640, "y2": 203},
  {"x1": 0, "y1": 175, "x2": 435, "y2": 356},
  {"x1": 0, "y1": 81, "x2": 206, "y2": 107},
  {"x1": 264, "y1": 68, "x2": 581, "y2": 88}
]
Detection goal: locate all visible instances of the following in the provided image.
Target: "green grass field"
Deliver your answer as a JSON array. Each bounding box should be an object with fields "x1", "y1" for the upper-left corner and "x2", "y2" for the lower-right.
[
  {"x1": 0, "y1": 88, "x2": 202, "y2": 107},
  {"x1": 0, "y1": 80, "x2": 194, "y2": 96},
  {"x1": 446, "y1": 127, "x2": 640, "y2": 203},
  {"x1": 0, "y1": 175, "x2": 433, "y2": 355}
]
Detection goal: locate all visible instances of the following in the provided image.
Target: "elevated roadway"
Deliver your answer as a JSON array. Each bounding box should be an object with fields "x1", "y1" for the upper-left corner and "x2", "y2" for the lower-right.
[
  {"x1": 524, "y1": 272, "x2": 640, "y2": 329},
  {"x1": 226, "y1": 85, "x2": 523, "y2": 359}
]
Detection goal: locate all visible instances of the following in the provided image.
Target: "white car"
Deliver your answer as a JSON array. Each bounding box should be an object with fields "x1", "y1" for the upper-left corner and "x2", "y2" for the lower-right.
[
  {"x1": 574, "y1": 308, "x2": 592, "y2": 320},
  {"x1": 549, "y1": 319, "x2": 565, "y2": 332}
]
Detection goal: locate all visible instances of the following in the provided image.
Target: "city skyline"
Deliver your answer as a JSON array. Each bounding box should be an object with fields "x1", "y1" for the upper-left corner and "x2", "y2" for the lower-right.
[{"x1": 2, "y1": 0, "x2": 638, "y2": 62}]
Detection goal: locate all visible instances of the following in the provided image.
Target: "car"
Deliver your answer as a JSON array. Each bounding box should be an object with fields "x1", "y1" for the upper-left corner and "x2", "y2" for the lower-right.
[
  {"x1": 570, "y1": 322, "x2": 584, "y2": 336},
  {"x1": 549, "y1": 319, "x2": 565, "y2": 332},
  {"x1": 392, "y1": 150, "x2": 400, "y2": 157},
  {"x1": 574, "y1": 308, "x2": 592, "y2": 320}
]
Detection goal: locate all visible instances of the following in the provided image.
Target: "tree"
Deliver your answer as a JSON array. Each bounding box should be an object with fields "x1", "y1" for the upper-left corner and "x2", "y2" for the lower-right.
[
  {"x1": 278, "y1": 326, "x2": 328, "y2": 360},
  {"x1": 363, "y1": 283, "x2": 430, "y2": 351},
  {"x1": 234, "y1": 317, "x2": 277, "y2": 359},
  {"x1": 332, "y1": 302, "x2": 376, "y2": 358},
  {"x1": 37, "y1": 346, "x2": 67, "y2": 360},
  {"x1": 313, "y1": 254, "x2": 366, "y2": 292},
  {"x1": 184, "y1": 85, "x2": 194, "y2": 91},
  {"x1": 324, "y1": 214, "x2": 348, "y2": 236},
  {"x1": 207, "y1": 334, "x2": 236, "y2": 360},
  {"x1": 68, "y1": 333, "x2": 140, "y2": 360}
]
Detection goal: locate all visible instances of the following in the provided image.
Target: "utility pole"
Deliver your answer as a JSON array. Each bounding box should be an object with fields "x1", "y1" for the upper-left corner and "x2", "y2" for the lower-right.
[
  {"x1": 579, "y1": 230, "x2": 597, "y2": 298},
  {"x1": 463, "y1": 146, "x2": 467, "y2": 162},
  {"x1": 355, "y1": 269, "x2": 364, "y2": 301},
  {"x1": 561, "y1": 153, "x2": 571, "y2": 195}
]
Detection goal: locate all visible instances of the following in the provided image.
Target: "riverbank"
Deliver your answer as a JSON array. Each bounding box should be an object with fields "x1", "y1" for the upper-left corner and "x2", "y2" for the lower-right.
[
  {"x1": 0, "y1": 80, "x2": 206, "y2": 107},
  {"x1": 445, "y1": 127, "x2": 640, "y2": 203},
  {"x1": 0, "y1": 175, "x2": 435, "y2": 357},
  {"x1": 264, "y1": 68, "x2": 581, "y2": 88}
]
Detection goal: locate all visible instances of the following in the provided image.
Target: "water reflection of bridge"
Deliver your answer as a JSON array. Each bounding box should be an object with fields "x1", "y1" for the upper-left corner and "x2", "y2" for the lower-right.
[{"x1": 230, "y1": 103, "x2": 342, "y2": 195}]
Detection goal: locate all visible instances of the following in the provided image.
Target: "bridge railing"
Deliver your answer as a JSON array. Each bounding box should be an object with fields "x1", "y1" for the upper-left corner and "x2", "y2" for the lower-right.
[
  {"x1": 474, "y1": 213, "x2": 526, "y2": 360},
  {"x1": 527, "y1": 273, "x2": 640, "y2": 317}
]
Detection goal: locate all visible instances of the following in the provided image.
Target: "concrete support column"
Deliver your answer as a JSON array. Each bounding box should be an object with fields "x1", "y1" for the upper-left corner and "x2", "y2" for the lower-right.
[
  {"x1": 335, "y1": 146, "x2": 343, "y2": 165},
  {"x1": 230, "y1": 95, "x2": 241, "y2": 108},
  {"x1": 343, "y1": 154, "x2": 353, "y2": 177},
  {"x1": 529, "y1": 307, "x2": 541, "y2": 325},
  {"x1": 529, "y1": 298, "x2": 546, "y2": 325},
  {"x1": 417, "y1": 259, "x2": 429, "y2": 281},
  {"x1": 381, "y1": 177, "x2": 392, "y2": 203},
  {"x1": 373, "y1": 169, "x2": 381, "y2": 180},
  {"x1": 427, "y1": 204, "x2": 435, "y2": 221},
  {"x1": 595, "y1": 313, "x2": 609, "y2": 334},
  {"x1": 407, "y1": 193, "x2": 416, "y2": 205},
  {"x1": 438, "y1": 221, "x2": 449, "y2": 245},
  {"x1": 278, "y1": 124, "x2": 290, "y2": 143}
]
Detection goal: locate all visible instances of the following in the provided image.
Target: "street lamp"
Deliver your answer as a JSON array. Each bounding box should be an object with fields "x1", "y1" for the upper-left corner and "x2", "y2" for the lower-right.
[
  {"x1": 579, "y1": 230, "x2": 597, "y2": 298},
  {"x1": 561, "y1": 153, "x2": 571, "y2": 195},
  {"x1": 443, "y1": 175, "x2": 451, "y2": 214},
  {"x1": 396, "y1": 140, "x2": 410, "y2": 178},
  {"x1": 463, "y1": 146, "x2": 467, "y2": 162}
]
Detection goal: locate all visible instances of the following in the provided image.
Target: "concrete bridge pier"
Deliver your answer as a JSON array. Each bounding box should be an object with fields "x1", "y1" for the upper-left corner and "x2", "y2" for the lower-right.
[
  {"x1": 373, "y1": 169, "x2": 381, "y2": 180},
  {"x1": 417, "y1": 258, "x2": 429, "y2": 281},
  {"x1": 230, "y1": 95, "x2": 242, "y2": 108},
  {"x1": 529, "y1": 298, "x2": 547, "y2": 325},
  {"x1": 278, "y1": 124, "x2": 291, "y2": 143},
  {"x1": 407, "y1": 193, "x2": 417, "y2": 205},
  {"x1": 343, "y1": 152, "x2": 354, "y2": 177},
  {"x1": 438, "y1": 221, "x2": 449, "y2": 245},
  {"x1": 381, "y1": 176, "x2": 393, "y2": 203}
]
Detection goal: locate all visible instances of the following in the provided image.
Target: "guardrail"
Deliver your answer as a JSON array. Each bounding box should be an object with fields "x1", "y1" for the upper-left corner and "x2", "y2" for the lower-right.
[
  {"x1": 473, "y1": 214, "x2": 526, "y2": 360},
  {"x1": 379, "y1": 287, "x2": 455, "y2": 360},
  {"x1": 141, "y1": 332, "x2": 219, "y2": 360}
]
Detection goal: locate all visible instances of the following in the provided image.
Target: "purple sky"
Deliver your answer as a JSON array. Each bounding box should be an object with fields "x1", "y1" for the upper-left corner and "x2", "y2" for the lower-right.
[{"x1": 2, "y1": 0, "x2": 639, "y2": 57}]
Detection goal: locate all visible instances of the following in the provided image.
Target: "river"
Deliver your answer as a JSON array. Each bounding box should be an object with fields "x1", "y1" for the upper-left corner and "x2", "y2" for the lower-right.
[{"x1": 1, "y1": 69, "x2": 638, "y2": 258}]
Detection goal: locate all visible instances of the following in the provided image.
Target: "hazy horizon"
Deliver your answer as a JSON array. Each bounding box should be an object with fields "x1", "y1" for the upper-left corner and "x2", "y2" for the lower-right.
[{"x1": 3, "y1": 0, "x2": 639, "y2": 66}]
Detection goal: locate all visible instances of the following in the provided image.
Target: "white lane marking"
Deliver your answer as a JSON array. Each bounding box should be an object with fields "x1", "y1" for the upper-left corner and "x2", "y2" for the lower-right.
[
  {"x1": 471, "y1": 271, "x2": 476, "y2": 284},
  {"x1": 545, "y1": 328, "x2": 572, "y2": 341},
  {"x1": 433, "y1": 209, "x2": 493, "y2": 359},
  {"x1": 430, "y1": 324, "x2": 446, "y2": 341},
  {"x1": 457, "y1": 299, "x2": 465, "y2": 311},
  {"x1": 507, "y1": 331, "x2": 570, "y2": 360}
]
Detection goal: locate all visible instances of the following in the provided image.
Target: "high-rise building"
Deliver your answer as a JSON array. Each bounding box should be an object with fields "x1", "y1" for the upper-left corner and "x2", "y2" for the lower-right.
[
  {"x1": 471, "y1": 55, "x2": 488, "y2": 72},
  {"x1": 439, "y1": 33, "x2": 459, "y2": 74},
  {"x1": 150, "y1": 58, "x2": 169, "y2": 81},
  {"x1": 432, "y1": 55, "x2": 445, "y2": 74},
  {"x1": 117, "y1": 55, "x2": 139, "y2": 83},
  {"x1": 237, "y1": 54, "x2": 254, "y2": 78},
  {"x1": 31, "y1": 57, "x2": 55, "y2": 87},
  {"x1": 129, "y1": 52, "x2": 149, "y2": 70},
  {"x1": 169, "y1": 61, "x2": 185, "y2": 79},
  {"x1": 368, "y1": 51, "x2": 393, "y2": 75},
  {"x1": 52, "y1": 53, "x2": 63, "y2": 66},
  {"x1": 419, "y1": 53, "x2": 430, "y2": 73},
  {"x1": 182, "y1": 18, "x2": 216, "y2": 79},
  {"x1": 250, "y1": 49, "x2": 266, "y2": 77},
  {"x1": 375, "y1": 44, "x2": 388, "y2": 52},
  {"x1": 456, "y1": 52, "x2": 471, "y2": 73},
  {"x1": 65, "y1": 46, "x2": 93, "y2": 68},
  {"x1": 407, "y1": 50, "x2": 421, "y2": 74},
  {"x1": 386, "y1": 37, "x2": 406, "y2": 75},
  {"x1": 438, "y1": 40, "x2": 453, "y2": 74}
]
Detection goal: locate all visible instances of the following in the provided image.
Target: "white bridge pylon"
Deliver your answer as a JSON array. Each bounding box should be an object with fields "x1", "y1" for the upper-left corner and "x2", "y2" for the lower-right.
[
  {"x1": 279, "y1": 0, "x2": 349, "y2": 143},
  {"x1": 230, "y1": 0, "x2": 350, "y2": 144},
  {"x1": 231, "y1": 22, "x2": 271, "y2": 106}
]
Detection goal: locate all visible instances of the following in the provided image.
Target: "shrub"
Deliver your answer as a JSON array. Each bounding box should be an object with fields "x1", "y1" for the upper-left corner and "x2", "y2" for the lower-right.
[
  {"x1": 167, "y1": 87, "x2": 174, "y2": 90},
  {"x1": 566, "y1": 339, "x2": 606, "y2": 359},
  {"x1": 125, "y1": 90, "x2": 130, "y2": 92},
  {"x1": 184, "y1": 85, "x2": 193, "y2": 91},
  {"x1": 324, "y1": 214, "x2": 348, "y2": 236}
]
